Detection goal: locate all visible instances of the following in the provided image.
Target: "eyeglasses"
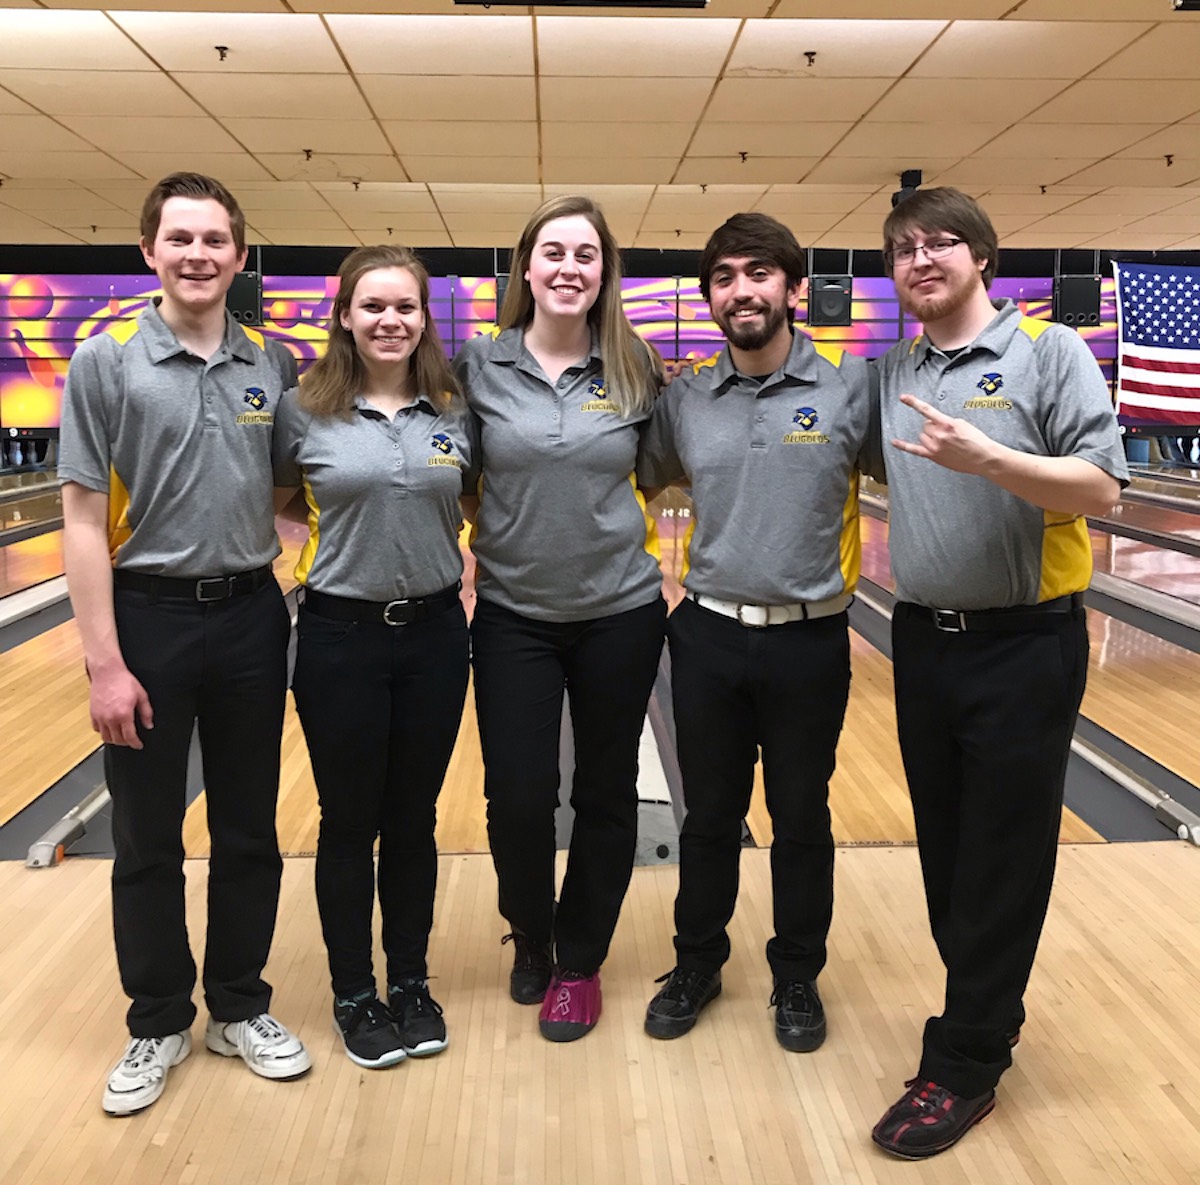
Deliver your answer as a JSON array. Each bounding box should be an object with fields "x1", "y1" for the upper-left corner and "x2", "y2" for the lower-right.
[{"x1": 883, "y1": 238, "x2": 966, "y2": 268}]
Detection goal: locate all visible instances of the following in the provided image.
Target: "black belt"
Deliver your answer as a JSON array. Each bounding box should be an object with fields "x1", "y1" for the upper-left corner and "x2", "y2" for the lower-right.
[
  {"x1": 303, "y1": 583, "x2": 461, "y2": 627},
  {"x1": 114, "y1": 566, "x2": 272, "y2": 603},
  {"x1": 904, "y1": 592, "x2": 1084, "y2": 633}
]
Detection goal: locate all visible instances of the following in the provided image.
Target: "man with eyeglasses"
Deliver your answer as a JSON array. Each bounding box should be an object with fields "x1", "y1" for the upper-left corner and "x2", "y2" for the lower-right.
[{"x1": 869, "y1": 188, "x2": 1128, "y2": 1159}]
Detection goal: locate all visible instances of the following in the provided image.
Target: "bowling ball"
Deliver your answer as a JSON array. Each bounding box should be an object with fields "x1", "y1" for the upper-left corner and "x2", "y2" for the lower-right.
[
  {"x1": 2, "y1": 276, "x2": 55, "y2": 321},
  {"x1": 268, "y1": 299, "x2": 301, "y2": 328}
]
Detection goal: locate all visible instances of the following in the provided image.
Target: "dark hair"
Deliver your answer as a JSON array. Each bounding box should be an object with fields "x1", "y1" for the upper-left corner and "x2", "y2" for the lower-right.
[
  {"x1": 698, "y1": 213, "x2": 808, "y2": 307},
  {"x1": 500, "y1": 194, "x2": 655, "y2": 416},
  {"x1": 300, "y1": 244, "x2": 458, "y2": 417},
  {"x1": 140, "y1": 172, "x2": 246, "y2": 254},
  {"x1": 882, "y1": 187, "x2": 999, "y2": 288}
]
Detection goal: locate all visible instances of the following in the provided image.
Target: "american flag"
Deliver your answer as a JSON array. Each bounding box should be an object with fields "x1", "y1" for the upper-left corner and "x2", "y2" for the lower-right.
[{"x1": 1113, "y1": 261, "x2": 1200, "y2": 425}]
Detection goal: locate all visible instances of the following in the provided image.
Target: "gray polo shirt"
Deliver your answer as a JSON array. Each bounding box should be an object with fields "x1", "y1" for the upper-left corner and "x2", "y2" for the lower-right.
[
  {"x1": 875, "y1": 299, "x2": 1129, "y2": 610},
  {"x1": 272, "y1": 390, "x2": 478, "y2": 602},
  {"x1": 453, "y1": 327, "x2": 662, "y2": 623},
  {"x1": 59, "y1": 299, "x2": 296, "y2": 576},
  {"x1": 638, "y1": 330, "x2": 874, "y2": 605}
]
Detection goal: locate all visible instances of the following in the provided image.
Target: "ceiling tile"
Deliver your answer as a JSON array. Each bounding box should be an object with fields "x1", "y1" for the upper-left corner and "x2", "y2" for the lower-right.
[
  {"x1": 729, "y1": 19, "x2": 945, "y2": 78},
  {"x1": 58, "y1": 116, "x2": 242, "y2": 155},
  {"x1": 179, "y1": 74, "x2": 371, "y2": 121},
  {"x1": 984, "y1": 123, "x2": 1160, "y2": 157},
  {"x1": 544, "y1": 123, "x2": 691, "y2": 158},
  {"x1": 803, "y1": 157, "x2": 960, "y2": 185},
  {"x1": 250, "y1": 227, "x2": 363, "y2": 247},
  {"x1": 1016, "y1": 0, "x2": 1200, "y2": 16},
  {"x1": 753, "y1": 186, "x2": 876, "y2": 215},
  {"x1": 545, "y1": 158, "x2": 675, "y2": 185},
  {"x1": 972, "y1": 190, "x2": 1090, "y2": 215},
  {"x1": 384, "y1": 122, "x2": 538, "y2": 158},
  {"x1": 223, "y1": 119, "x2": 391, "y2": 156},
  {"x1": 109, "y1": 12, "x2": 343, "y2": 73},
  {"x1": 774, "y1": 1, "x2": 1011, "y2": 12},
  {"x1": 1093, "y1": 25, "x2": 1200, "y2": 81},
  {"x1": 868, "y1": 78, "x2": 1070, "y2": 122},
  {"x1": 0, "y1": 11, "x2": 154, "y2": 70},
  {"x1": 675, "y1": 158, "x2": 818, "y2": 185},
  {"x1": 0, "y1": 115, "x2": 89, "y2": 152},
  {"x1": 0, "y1": 186, "x2": 121, "y2": 213},
  {"x1": 1029, "y1": 81, "x2": 1200, "y2": 124},
  {"x1": 362, "y1": 76, "x2": 536, "y2": 122},
  {"x1": 404, "y1": 157, "x2": 538, "y2": 184},
  {"x1": 690, "y1": 122, "x2": 852, "y2": 157},
  {"x1": 1059, "y1": 158, "x2": 1200, "y2": 187},
  {"x1": 327, "y1": 14, "x2": 533, "y2": 76},
  {"x1": 111, "y1": 152, "x2": 274, "y2": 182},
  {"x1": 428, "y1": 184, "x2": 543, "y2": 214},
  {"x1": 932, "y1": 157, "x2": 1099, "y2": 186},
  {"x1": 0, "y1": 84, "x2": 35, "y2": 115},
  {"x1": 706, "y1": 78, "x2": 891, "y2": 122},
  {"x1": 909, "y1": 20, "x2": 1150, "y2": 80},
  {"x1": 829, "y1": 123, "x2": 1005, "y2": 158},
  {"x1": 537, "y1": 16, "x2": 738, "y2": 78},
  {"x1": 0, "y1": 152, "x2": 139, "y2": 180},
  {"x1": 1115, "y1": 125, "x2": 1200, "y2": 159},
  {"x1": 341, "y1": 213, "x2": 448, "y2": 234},
  {"x1": 0, "y1": 70, "x2": 204, "y2": 117},
  {"x1": 541, "y1": 77, "x2": 711, "y2": 124},
  {"x1": 261, "y1": 154, "x2": 407, "y2": 184}
]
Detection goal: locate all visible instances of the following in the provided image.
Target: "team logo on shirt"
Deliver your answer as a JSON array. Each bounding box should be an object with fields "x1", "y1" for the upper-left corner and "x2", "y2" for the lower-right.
[
  {"x1": 236, "y1": 386, "x2": 273, "y2": 424},
  {"x1": 783, "y1": 406, "x2": 830, "y2": 445},
  {"x1": 581, "y1": 377, "x2": 619, "y2": 414},
  {"x1": 427, "y1": 433, "x2": 462, "y2": 468},
  {"x1": 963, "y1": 373, "x2": 1013, "y2": 410}
]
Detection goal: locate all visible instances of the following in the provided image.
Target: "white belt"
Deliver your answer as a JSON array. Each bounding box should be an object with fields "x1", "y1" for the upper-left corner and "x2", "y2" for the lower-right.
[{"x1": 687, "y1": 590, "x2": 851, "y2": 627}]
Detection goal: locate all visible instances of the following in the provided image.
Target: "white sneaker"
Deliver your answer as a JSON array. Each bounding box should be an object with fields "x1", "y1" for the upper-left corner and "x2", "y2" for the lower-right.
[
  {"x1": 204, "y1": 1013, "x2": 311, "y2": 1080},
  {"x1": 102, "y1": 1031, "x2": 192, "y2": 1116}
]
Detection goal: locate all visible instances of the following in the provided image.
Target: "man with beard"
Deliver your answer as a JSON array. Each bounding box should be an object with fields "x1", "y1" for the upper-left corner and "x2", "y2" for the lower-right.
[
  {"x1": 638, "y1": 213, "x2": 876, "y2": 1051},
  {"x1": 870, "y1": 188, "x2": 1127, "y2": 1159}
]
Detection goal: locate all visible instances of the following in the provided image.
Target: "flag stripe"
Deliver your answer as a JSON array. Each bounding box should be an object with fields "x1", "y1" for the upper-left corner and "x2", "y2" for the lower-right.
[{"x1": 1122, "y1": 355, "x2": 1200, "y2": 375}]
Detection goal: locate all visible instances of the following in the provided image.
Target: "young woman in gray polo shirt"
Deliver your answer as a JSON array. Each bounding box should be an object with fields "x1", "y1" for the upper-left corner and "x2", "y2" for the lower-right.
[
  {"x1": 273, "y1": 245, "x2": 478, "y2": 1069},
  {"x1": 454, "y1": 196, "x2": 666, "y2": 1042}
]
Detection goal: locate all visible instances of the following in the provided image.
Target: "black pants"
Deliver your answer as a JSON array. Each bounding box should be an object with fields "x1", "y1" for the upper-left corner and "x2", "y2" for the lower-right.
[
  {"x1": 891, "y1": 602, "x2": 1089, "y2": 1098},
  {"x1": 668, "y1": 597, "x2": 851, "y2": 981},
  {"x1": 291, "y1": 601, "x2": 469, "y2": 999},
  {"x1": 471, "y1": 596, "x2": 666, "y2": 975},
  {"x1": 107, "y1": 580, "x2": 290, "y2": 1037}
]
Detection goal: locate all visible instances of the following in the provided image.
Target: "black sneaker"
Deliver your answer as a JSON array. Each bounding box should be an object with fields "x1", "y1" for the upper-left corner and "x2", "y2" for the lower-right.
[
  {"x1": 501, "y1": 932, "x2": 553, "y2": 1005},
  {"x1": 771, "y1": 979, "x2": 827, "y2": 1052},
  {"x1": 332, "y1": 994, "x2": 406, "y2": 1069},
  {"x1": 644, "y1": 968, "x2": 722, "y2": 1039},
  {"x1": 871, "y1": 1079, "x2": 996, "y2": 1160},
  {"x1": 388, "y1": 978, "x2": 448, "y2": 1057}
]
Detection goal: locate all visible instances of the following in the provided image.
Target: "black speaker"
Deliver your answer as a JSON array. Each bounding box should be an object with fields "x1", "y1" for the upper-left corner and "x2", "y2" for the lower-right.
[
  {"x1": 226, "y1": 270, "x2": 263, "y2": 326},
  {"x1": 807, "y1": 275, "x2": 853, "y2": 327},
  {"x1": 1053, "y1": 274, "x2": 1100, "y2": 327}
]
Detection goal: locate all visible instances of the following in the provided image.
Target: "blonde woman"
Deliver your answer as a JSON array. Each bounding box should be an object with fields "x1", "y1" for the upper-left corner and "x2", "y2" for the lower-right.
[{"x1": 454, "y1": 197, "x2": 665, "y2": 1042}]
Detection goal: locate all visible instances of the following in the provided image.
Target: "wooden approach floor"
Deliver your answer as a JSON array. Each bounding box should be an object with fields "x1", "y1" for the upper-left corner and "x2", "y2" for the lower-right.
[{"x1": 2, "y1": 843, "x2": 1199, "y2": 1185}]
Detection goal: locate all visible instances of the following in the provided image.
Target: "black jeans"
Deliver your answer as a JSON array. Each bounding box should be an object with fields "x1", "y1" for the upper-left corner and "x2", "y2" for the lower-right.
[
  {"x1": 668, "y1": 596, "x2": 851, "y2": 982},
  {"x1": 291, "y1": 600, "x2": 469, "y2": 998},
  {"x1": 892, "y1": 601, "x2": 1089, "y2": 1098},
  {"x1": 471, "y1": 596, "x2": 666, "y2": 975},
  {"x1": 107, "y1": 579, "x2": 289, "y2": 1036}
]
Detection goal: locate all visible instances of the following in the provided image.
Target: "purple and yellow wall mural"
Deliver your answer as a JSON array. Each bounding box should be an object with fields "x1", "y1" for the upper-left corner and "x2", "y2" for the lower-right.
[{"x1": 0, "y1": 271, "x2": 1121, "y2": 437}]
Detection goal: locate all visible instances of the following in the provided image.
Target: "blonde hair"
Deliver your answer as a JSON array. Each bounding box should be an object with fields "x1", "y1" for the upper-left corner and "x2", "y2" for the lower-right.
[
  {"x1": 300, "y1": 244, "x2": 459, "y2": 416},
  {"x1": 500, "y1": 195, "x2": 657, "y2": 417}
]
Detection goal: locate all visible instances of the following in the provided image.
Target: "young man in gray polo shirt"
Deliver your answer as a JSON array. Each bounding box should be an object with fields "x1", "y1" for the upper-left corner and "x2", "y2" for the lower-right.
[
  {"x1": 60, "y1": 173, "x2": 310, "y2": 1117},
  {"x1": 869, "y1": 188, "x2": 1127, "y2": 1159},
  {"x1": 638, "y1": 213, "x2": 875, "y2": 1052}
]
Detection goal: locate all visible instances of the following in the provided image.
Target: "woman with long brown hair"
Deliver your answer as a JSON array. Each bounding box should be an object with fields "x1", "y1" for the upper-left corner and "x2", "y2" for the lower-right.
[{"x1": 274, "y1": 244, "x2": 477, "y2": 1069}]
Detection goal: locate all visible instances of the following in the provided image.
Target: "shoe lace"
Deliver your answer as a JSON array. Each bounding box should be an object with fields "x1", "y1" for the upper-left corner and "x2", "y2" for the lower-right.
[
  {"x1": 244, "y1": 1013, "x2": 287, "y2": 1045},
  {"x1": 769, "y1": 980, "x2": 814, "y2": 1011},
  {"x1": 391, "y1": 980, "x2": 443, "y2": 1019},
  {"x1": 122, "y1": 1036, "x2": 165, "y2": 1070},
  {"x1": 502, "y1": 932, "x2": 550, "y2": 973},
  {"x1": 654, "y1": 968, "x2": 707, "y2": 1003}
]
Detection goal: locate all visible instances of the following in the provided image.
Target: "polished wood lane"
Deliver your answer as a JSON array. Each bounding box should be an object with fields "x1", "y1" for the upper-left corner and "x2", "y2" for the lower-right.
[
  {"x1": 0, "y1": 528, "x2": 65, "y2": 598},
  {"x1": 2, "y1": 843, "x2": 1198, "y2": 1185}
]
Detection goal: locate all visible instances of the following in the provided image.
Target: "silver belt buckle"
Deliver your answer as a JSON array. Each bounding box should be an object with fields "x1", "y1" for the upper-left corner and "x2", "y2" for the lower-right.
[
  {"x1": 195, "y1": 576, "x2": 232, "y2": 602},
  {"x1": 383, "y1": 599, "x2": 410, "y2": 626},
  {"x1": 736, "y1": 603, "x2": 769, "y2": 628},
  {"x1": 932, "y1": 609, "x2": 966, "y2": 632}
]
